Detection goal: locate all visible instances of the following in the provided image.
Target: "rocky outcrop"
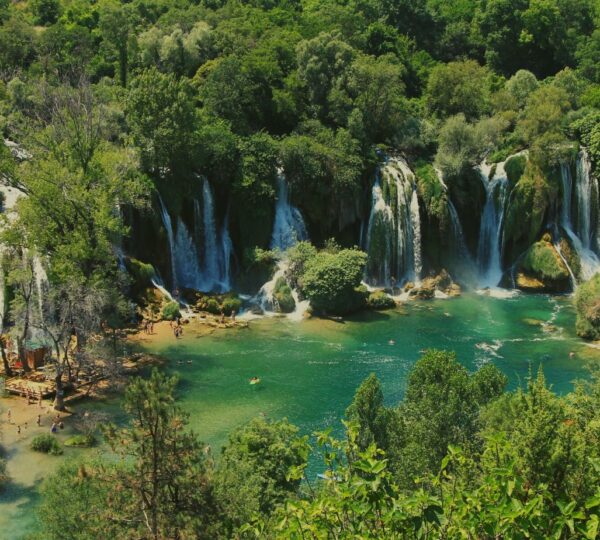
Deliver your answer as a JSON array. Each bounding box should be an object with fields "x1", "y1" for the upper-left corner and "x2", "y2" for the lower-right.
[
  {"x1": 407, "y1": 270, "x2": 462, "y2": 299},
  {"x1": 515, "y1": 234, "x2": 571, "y2": 293}
]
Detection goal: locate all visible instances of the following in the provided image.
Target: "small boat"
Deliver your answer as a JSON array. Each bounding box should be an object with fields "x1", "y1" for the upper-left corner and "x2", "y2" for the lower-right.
[{"x1": 249, "y1": 377, "x2": 261, "y2": 385}]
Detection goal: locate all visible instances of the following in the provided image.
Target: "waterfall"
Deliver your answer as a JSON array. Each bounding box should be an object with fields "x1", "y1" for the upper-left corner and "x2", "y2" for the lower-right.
[
  {"x1": 410, "y1": 189, "x2": 422, "y2": 280},
  {"x1": 477, "y1": 162, "x2": 509, "y2": 287},
  {"x1": 364, "y1": 158, "x2": 421, "y2": 286},
  {"x1": 559, "y1": 155, "x2": 600, "y2": 281},
  {"x1": 435, "y1": 169, "x2": 473, "y2": 267},
  {"x1": 200, "y1": 178, "x2": 221, "y2": 288},
  {"x1": 157, "y1": 194, "x2": 178, "y2": 291},
  {"x1": 575, "y1": 150, "x2": 598, "y2": 251},
  {"x1": 33, "y1": 256, "x2": 48, "y2": 322},
  {"x1": 174, "y1": 217, "x2": 203, "y2": 289},
  {"x1": 157, "y1": 178, "x2": 232, "y2": 292},
  {"x1": 270, "y1": 173, "x2": 308, "y2": 251}
]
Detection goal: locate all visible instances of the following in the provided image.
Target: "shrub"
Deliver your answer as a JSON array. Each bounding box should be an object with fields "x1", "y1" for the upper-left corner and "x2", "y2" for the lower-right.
[
  {"x1": 0, "y1": 458, "x2": 7, "y2": 490},
  {"x1": 302, "y1": 249, "x2": 368, "y2": 315},
  {"x1": 521, "y1": 235, "x2": 569, "y2": 282},
  {"x1": 64, "y1": 434, "x2": 96, "y2": 448},
  {"x1": 205, "y1": 297, "x2": 221, "y2": 315},
  {"x1": 31, "y1": 434, "x2": 63, "y2": 455},
  {"x1": 575, "y1": 273, "x2": 600, "y2": 339},
  {"x1": 273, "y1": 278, "x2": 295, "y2": 313},
  {"x1": 126, "y1": 258, "x2": 155, "y2": 297},
  {"x1": 161, "y1": 301, "x2": 181, "y2": 321},
  {"x1": 367, "y1": 290, "x2": 395, "y2": 310},
  {"x1": 222, "y1": 296, "x2": 242, "y2": 316}
]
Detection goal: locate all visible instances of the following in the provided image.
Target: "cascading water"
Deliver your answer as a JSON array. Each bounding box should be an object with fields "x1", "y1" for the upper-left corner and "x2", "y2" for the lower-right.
[
  {"x1": 253, "y1": 173, "x2": 309, "y2": 318},
  {"x1": 559, "y1": 154, "x2": 600, "y2": 281},
  {"x1": 435, "y1": 169, "x2": 473, "y2": 267},
  {"x1": 174, "y1": 217, "x2": 202, "y2": 289},
  {"x1": 270, "y1": 173, "x2": 308, "y2": 251},
  {"x1": 157, "y1": 178, "x2": 233, "y2": 293},
  {"x1": 477, "y1": 162, "x2": 510, "y2": 287},
  {"x1": 364, "y1": 158, "x2": 421, "y2": 286},
  {"x1": 157, "y1": 194, "x2": 178, "y2": 291}
]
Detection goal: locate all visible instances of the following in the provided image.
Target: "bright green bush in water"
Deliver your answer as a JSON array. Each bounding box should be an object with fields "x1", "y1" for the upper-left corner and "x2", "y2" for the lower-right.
[
  {"x1": 273, "y1": 277, "x2": 295, "y2": 313},
  {"x1": 31, "y1": 434, "x2": 63, "y2": 455},
  {"x1": 575, "y1": 273, "x2": 600, "y2": 339},
  {"x1": 366, "y1": 290, "x2": 396, "y2": 310},
  {"x1": 521, "y1": 238, "x2": 569, "y2": 282},
  {"x1": 161, "y1": 301, "x2": 181, "y2": 321},
  {"x1": 221, "y1": 296, "x2": 242, "y2": 316},
  {"x1": 64, "y1": 434, "x2": 96, "y2": 448},
  {"x1": 302, "y1": 249, "x2": 368, "y2": 315}
]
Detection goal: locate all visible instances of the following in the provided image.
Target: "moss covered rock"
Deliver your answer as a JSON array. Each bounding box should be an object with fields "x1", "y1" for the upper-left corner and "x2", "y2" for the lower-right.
[
  {"x1": 273, "y1": 277, "x2": 296, "y2": 313},
  {"x1": 575, "y1": 273, "x2": 600, "y2": 339},
  {"x1": 516, "y1": 234, "x2": 571, "y2": 292},
  {"x1": 367, "y1": 290, "x2": 396, "y2": 310},
  {"x1": 504, "y1": 162, "x2": 559, "y2": 264}
]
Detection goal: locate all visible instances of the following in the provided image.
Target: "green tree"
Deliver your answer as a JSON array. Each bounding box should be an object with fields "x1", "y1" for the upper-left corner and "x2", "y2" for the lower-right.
[
  {"x1": 103, "y1": 370, "x2": 217, "y2": 539},
  {"x1": 126, "y1": 68, "x2": 197, "y2": 175},
  {"x1": 30, "y1": 0, "x2": 60, "y2": 25},
  {"x1": 214, "y1": 417, "x2": 308, "y2": 534},
  {"x1": 426, "y1": 60, "x2": 491, "y2": 120},
  {"x1": 345, "y1": 373, "x2": 390, "y2": 453},
  {"x1": 301, "y1": 248, "x2": 368, "y2": 315}
]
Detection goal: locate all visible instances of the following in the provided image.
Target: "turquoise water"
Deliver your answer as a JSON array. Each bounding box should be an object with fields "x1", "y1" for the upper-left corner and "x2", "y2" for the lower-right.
[
  {"x1": 145, "y1": 293, "x2": 595, "y2": 450},
  {"x1": 1, "y1": 292, "x2": 598, "y2": 539}
]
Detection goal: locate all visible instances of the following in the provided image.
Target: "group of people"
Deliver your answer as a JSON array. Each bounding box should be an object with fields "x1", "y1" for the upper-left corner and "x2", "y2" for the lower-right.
[
  {"x1": 142, "y1": 319, "x2": 155, "y2": 334},
  {"x1": 170, "y1": 318, "x2": 184, "y2": 338},
  {"x1": 50, "y1": 414, "x2": 65, "y2": 434}
]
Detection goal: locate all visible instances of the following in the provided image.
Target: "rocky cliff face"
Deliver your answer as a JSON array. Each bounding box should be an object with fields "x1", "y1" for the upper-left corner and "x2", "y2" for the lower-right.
[{"x1": 126, "y1": 150, "x2": 598, "y2": 295}]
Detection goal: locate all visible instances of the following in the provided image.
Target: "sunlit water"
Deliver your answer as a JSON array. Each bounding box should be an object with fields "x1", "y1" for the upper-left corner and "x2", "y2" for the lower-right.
[{"x1": 2, "y1": 293, "x2": 599, "y2": 539}]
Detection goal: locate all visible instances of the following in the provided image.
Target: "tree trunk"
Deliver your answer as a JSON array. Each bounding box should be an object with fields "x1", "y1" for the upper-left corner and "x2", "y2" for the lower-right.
[
  {"x1": 0, "y1": 338, "x2": 12, "y2": 377},
  {"x1": 54, "y1": 371, "x2": 65, "y2": 411}
]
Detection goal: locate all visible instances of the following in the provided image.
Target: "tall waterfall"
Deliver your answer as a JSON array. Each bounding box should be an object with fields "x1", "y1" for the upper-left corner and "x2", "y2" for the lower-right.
[
  {"x1": 435, "y1": 169, "x2": 472, "y2": 265},
  {"x1": 270, "y1": 173, "x2": 308, "y2": 251},
  {"x1": 559, "y1": 152, "x2": 600, "y2": 281},
  {"x1": 157, "y1": 178, "x2": 232, "y2": 293},
  {"x1": 364, "y1": 158, "x2": 421, "y2": 286},
  {"x1": 157, "y1": 194, "x2": 178, "y2": 291},
  {"x1": 477, "y1": 161, "x2": 510, "y2": 287}
]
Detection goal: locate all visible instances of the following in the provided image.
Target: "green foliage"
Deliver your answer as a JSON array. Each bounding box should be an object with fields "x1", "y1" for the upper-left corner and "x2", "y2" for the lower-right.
[
  {"x1": 31, "y1": 434, "x2": 63, "y2": 455},
  {"x1": 161, "y1": 301, "x2": 180, "y2": 321},
  {"x1": 521, "y1": 237, "x2": 570, "y2": 282},
  {"x1": 221, "y1": 295, "x2": 242, "y2": 316},
  {"x1": 426, "y1": 60, "x2": 491, "y2": 120},
  {"x1": 345, "y1": 373, "x2": 390, "y2": 452},
  {"x1": 126, "y1": 68, "x2": 197, "y2": 175},
  {"x1": 30, "y1": 0, "x2": 60, "y2": 25},
  {"x1": 214, "y1": 416, "x2": 309, "y2": 533},
  {"x1": 64, "y1": 434, "x2": 96, "y2": 447},
  {"x1": 301, "y1": 248, "x2": 368, "y2": 315},
  {"x1": 575, "y1": 273, "x2": 600, "y2": 339},
  {"x1": 504, "y1": 153, "x2": 527, "y2": 187},
  {"x1": 38, "y1": 461, "x2": 115, "y2": 540},
  {"x1": 366, "y1": 290, "x2": 395, "y2": 310},
  {"x1": 273, "y1": 277, "x2": 295, "y2": 314},
  {"x1": 504, "y1": 162, "x2": 559, "y2": 261}
]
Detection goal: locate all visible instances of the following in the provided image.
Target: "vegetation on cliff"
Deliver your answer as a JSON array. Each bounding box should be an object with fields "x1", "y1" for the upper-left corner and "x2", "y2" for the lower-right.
[{"x1": 575, "y1": 273, "x2": 600, "y2": 339}]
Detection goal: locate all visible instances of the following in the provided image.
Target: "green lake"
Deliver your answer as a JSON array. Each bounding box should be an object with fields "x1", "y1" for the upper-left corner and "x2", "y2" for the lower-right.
[{"x1": 1, "y1": 292, "x2": 599, "y2": 539}]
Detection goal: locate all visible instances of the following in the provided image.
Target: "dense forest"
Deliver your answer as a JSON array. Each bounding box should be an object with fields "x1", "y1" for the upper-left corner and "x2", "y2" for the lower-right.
[{"x1": 1, "y1": 0, "x2": 600, "y2": 537}]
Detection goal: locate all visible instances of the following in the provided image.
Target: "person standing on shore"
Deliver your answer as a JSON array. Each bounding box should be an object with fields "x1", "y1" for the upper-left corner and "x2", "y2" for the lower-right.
[{"x1": 7, "y1": 408, "x2": 11, "y2": 423}]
